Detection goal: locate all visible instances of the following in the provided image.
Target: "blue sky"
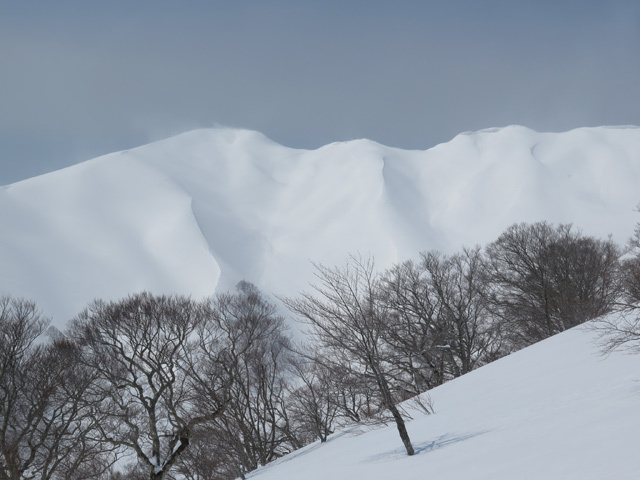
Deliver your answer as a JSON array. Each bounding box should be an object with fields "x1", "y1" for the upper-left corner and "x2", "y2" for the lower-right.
[{"x1": 1, "y1": 1, "x2": 639, "y2": 184}]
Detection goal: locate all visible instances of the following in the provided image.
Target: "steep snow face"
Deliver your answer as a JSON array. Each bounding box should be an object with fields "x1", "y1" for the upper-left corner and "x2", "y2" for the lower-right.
[
  {"x1": 1, "y1": 125, "x2": 639, "y2": 324},
  {"x1": 244, "y1": 321, "x2": 640, "y2": 480}
]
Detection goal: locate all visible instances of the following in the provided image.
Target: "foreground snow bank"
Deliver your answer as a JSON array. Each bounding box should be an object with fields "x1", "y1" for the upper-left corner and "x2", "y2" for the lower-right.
[{"x1": 248, "y1": 322, "x2": 640, "y2": 480}]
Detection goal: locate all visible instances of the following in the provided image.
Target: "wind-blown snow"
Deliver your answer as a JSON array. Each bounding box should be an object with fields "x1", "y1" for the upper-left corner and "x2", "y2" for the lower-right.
[
  {"x1": 1, "y1": 125, "x2": 639, "y2": 324},
  {"x1": 245, "y1": 321, "x2": 640, "y2": 480}
]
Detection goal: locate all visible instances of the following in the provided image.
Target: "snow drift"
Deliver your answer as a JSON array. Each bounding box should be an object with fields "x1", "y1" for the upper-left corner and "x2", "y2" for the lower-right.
[
  {"x1": 245, "y1": 321, "x2": 640, "y2": 480},
  {"x1": 1, "y1": 125, "x2": 639, "y2": 324}
]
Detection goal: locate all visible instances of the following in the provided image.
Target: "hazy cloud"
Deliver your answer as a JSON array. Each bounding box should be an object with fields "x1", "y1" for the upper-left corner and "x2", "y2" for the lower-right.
[{"x1": 1, "y1": 1, "x2": 639, "y2": 183}]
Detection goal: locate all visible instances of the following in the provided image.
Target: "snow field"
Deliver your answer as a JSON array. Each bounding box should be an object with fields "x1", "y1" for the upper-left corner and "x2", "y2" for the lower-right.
[
  {"x1": 247, "y1": 323, "x2": 640, "y2": 480},
  {"x1": 0, "y1": 125, "x2": 639, "y2": 324}
]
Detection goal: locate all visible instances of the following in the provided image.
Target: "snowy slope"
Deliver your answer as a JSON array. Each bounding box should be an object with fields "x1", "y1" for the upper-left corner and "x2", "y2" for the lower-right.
[
  {"x1": 247, "y1": 321, "x2": 640, "y2": 480},
  {"x1": 1, "y1": 125, "x2": 639, "y2": 324}
]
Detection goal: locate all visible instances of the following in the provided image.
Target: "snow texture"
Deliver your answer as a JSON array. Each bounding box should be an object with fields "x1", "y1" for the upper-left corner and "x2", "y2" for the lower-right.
[
  {"x1": 246, "y1": 321, "x2": 640, "y2": 480},
  {"x1": 1, "y1": 125, "x2": 639, "y2": 324}
]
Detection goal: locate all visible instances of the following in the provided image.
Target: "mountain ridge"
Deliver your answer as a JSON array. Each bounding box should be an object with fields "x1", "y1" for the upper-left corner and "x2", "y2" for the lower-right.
[{"x1": 1, "y1": 125, "x2": 639, "y2": 324}]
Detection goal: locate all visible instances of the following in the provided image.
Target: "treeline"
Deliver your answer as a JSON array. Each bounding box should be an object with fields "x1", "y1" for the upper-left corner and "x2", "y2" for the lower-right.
[{"x1": 2, "y1": 221, "x2": 639, "y2": 480}]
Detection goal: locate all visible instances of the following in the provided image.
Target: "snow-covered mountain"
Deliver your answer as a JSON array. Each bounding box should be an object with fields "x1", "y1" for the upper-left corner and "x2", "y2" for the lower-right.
[
  {"x1": 245, "y1": 320, "x2": 640, "y2": 480},
  {"x1": 1, "y1": 125, "x2": 639, "y2": 324}
]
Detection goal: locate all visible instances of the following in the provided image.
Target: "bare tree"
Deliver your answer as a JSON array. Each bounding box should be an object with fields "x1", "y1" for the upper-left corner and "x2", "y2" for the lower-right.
[
  {"x1": 329, "y1": 364, "x2": 380, "y2": 424},
  {"x1": 69, "y1": 293, "x2": 233, "y2": 480},
  {"x1": 199, "y1": 283, "x2": 296, "y2": 479},
  {"x1": 286, "y1": 355, "x2": 339, "y2": 444},
  {"x1": 485, "y1": 222, "x2": 621, "y2": 348},
  {"x1": 593, "y1": 210, "x2": 640, "y2": 354},
  {"x1": 172, "y1": 283, "x2": 298, "y2": 480},
  {"x1": 283, "y1": 256, "x2": 416, "y2": 456},
  {"x1": 620, "y1": 256, "x2": 640, "y2": 307},
  {"x1": 379, "y1": 248, "x2": 503, "y2": 395},
  {"x1": 0, "y1": 295, "x2": 113, "y2": 480},
  {"x1": 171, "y1": 424, "x2": 229, "y2": 480},
  {"x1": 620, "y1": 205, "x2": 640, "y2": 306},
  {"x1": 379, "y1": 259, "x2": 445, "y2": 392},
  {"x1": 592, "y1": 310, "x2": 640, "y2": 355},
  {"x1": 420, "y1": 247, "x2": 504, "y2": 376}
]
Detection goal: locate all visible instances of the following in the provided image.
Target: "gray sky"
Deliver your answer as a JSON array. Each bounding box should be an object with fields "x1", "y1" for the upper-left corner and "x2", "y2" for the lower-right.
[{"x1": 1, "y1": 1, "x2": 639, "y2": 184}]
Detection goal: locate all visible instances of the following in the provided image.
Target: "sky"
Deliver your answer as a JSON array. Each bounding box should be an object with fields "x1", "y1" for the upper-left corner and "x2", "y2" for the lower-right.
[{"x1": 1, "y1": 1, "x2": 639, "y2": 185}]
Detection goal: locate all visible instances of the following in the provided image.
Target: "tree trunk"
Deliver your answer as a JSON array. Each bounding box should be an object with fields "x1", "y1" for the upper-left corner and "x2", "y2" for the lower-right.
[
  {"x1": 371, "y1": 363, "x2": 415, "y2": 456},
  {"x1": 388, "y1": 403, "x2": 415, "y2": 456}
]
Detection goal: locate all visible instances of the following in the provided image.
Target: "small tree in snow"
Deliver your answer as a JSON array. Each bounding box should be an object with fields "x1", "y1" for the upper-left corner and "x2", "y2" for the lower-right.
[{"x1": 283, "y1": 256, "x2": 416, "y2": 456}]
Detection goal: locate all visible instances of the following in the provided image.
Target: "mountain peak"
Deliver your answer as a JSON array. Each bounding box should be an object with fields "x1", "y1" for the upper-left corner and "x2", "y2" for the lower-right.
[{"x1": 1, "y1": 125, "x2": 639, "y2": 323}]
